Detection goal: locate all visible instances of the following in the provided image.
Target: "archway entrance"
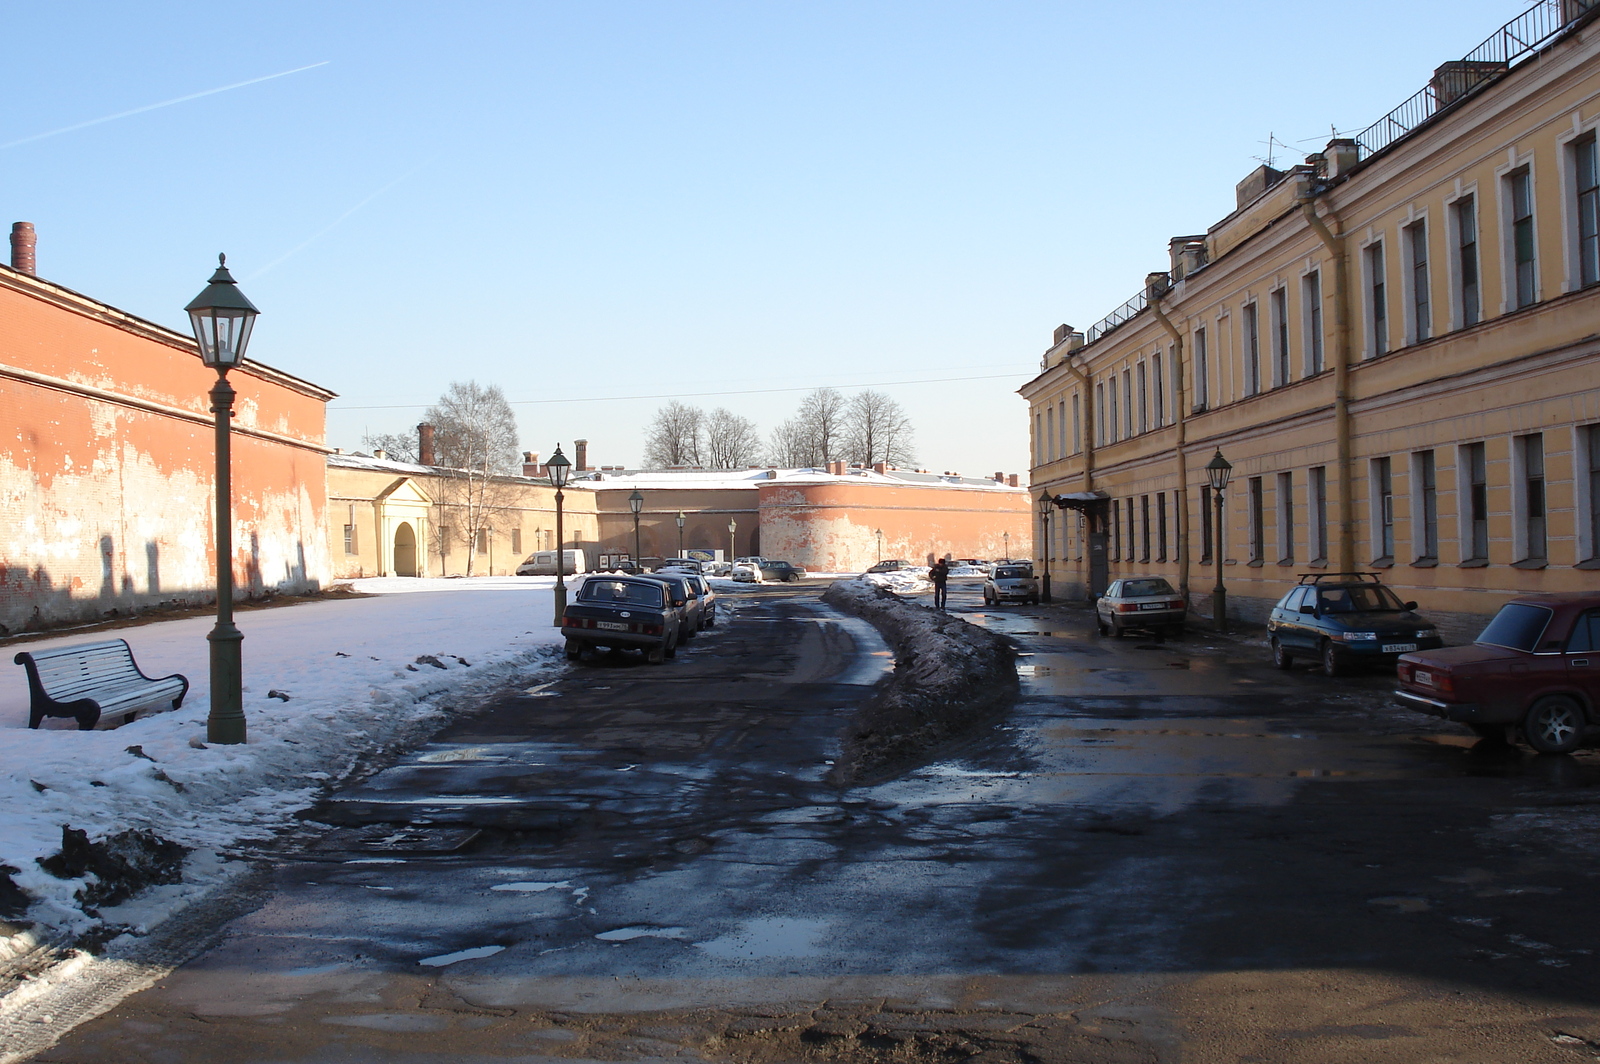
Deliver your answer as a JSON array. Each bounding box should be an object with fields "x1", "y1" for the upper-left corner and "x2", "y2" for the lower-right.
[{"x1": 393, "y1": 522, "x2": 418, "y2": 577}]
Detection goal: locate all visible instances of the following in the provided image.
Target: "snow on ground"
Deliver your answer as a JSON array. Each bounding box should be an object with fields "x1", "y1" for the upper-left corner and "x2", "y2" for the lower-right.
[
  {"x1": 861, "y1": 568, "x2": 934, "y2": 595},
  {"x1": 0, "y1": 576, "x2": 567, "y2": 941}
]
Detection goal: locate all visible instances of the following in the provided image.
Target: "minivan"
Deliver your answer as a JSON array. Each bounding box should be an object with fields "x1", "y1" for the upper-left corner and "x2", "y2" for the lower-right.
[{"x1": 516, "y1": 549, "x2": 589, "y2": 576}]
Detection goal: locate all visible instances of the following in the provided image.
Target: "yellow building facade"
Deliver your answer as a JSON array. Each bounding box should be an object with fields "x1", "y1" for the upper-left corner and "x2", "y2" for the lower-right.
[{"x1": 1022, "y1": 1, "x2": 1600, "y2": 637}]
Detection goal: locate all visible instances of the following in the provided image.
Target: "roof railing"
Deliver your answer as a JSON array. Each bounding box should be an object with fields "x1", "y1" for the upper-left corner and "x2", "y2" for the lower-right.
[{"x1": 1084, "y1": 287, "x2": 1150, "y2": 344}]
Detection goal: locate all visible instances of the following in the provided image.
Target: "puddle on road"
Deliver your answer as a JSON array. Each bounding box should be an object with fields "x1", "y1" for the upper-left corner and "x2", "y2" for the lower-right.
[{"x1": 696, "y1": 917, "x2": 830, "y2": 961}]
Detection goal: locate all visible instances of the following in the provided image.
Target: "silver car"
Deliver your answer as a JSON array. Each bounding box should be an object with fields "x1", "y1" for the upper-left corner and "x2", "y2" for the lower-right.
[
  {"x1": 1095, "y1": 577, "x2": 1187, "y2": 638},
  {"x1": 983, "y1": 564, "x2": 1039, "y2": 605}
]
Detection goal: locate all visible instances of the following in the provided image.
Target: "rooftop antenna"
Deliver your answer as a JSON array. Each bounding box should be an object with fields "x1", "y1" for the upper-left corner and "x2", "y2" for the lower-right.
[{"x1": 1252, "y1": 131, "x2": 1290, "y2": 170}]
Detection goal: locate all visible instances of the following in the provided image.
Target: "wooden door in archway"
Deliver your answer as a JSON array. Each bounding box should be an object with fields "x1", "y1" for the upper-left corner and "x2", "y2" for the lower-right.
[{"x1": 393, "y1": 522, "x2": 418, "y2": 577}]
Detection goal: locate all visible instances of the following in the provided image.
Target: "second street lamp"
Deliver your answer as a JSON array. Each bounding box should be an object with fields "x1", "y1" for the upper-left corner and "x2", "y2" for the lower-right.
[
  {"x1": 1206, "y1": 449, "x2": 1234, "y2": 634},
  {"x1": 1037, "y1": 491, "x2": 1055, "y2": 603},
  {"x1": 628, "y1": 489, "x2": 644, "y2": 566},
  {"x1": 547, "y1": 445, "x2": 572, "y2": 626},
  {"x1": 186, "y1": 255, "x2": 259, "y2": 746},
  {"x1": 676, "y1": 511, "x2": 686, "y2": 558},
  {"x1": 728, "y1": 518, "x2": 737, "y2": 563}
]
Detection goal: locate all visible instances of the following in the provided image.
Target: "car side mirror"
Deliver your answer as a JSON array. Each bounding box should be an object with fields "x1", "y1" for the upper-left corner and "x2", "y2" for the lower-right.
[
  {"x1": 675, "y1": 599, "x2": 686, "y2": 607},
  {"x1": 1404, "y1": 601, "x2": 1418, "y2": 611},
  {"x1": 1299, "y1": 604, "x2": 1317, "y2": 615}
]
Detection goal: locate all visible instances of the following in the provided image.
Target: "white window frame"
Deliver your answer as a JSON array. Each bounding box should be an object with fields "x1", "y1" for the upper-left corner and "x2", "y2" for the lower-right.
[
  {"x1": 1495, "y1": 150, "x2": 1540, "y2": 313},
  {"x1": 1241, "y1": 300, "x2": 1261, "y2": 395},
  {"x1": 1269, "y1": 285, "x2": 1290, "y2": 388},
  {"x1": 1193, "y1": 326, "x2": 1209, "y2": 409},
  {"x1": 1276, "y1": 471, "x2": 1294, "y2": 564},
  {"x1": 1557, "y1": 114, "x2": 1600, "y2": 293},
  {"x1": 1308, "y1": 465, "x2": 1328, "y2": 563},
  {"x1": 1369, "y1": 456, "x2": 1395, "y2": 563},
  {"x1": 1444, "y1": 186, "x2": 1481, "y2": 331},
  {"x1": 1409, "y1": 450, "x2": 1439, "y2": 562},
  {"x1": 1299, "y1": 266, "x2": 1323, "y2": 376},
  {"x1": 1576, "y1": 423, "x2": 1600, "y2": 563},
  {"x1": 1401, "y1": 214, "x2": 1431, "y2": 345},
  {"x1": 1359, "y1": 233, "x2": 1388, "y2": 359}
]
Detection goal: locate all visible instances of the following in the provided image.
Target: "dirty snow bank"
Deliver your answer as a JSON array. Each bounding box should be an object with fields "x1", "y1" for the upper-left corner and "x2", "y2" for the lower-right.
[
  {"x1": 822, "y1": 579, "x2": 1017, "y2": 785},
  {"x1": 860, "y1": 568, "x2": 933, "y2": 595},
  {"x1": 0, "y1": 576, "x2": 565, "y2": 952}
]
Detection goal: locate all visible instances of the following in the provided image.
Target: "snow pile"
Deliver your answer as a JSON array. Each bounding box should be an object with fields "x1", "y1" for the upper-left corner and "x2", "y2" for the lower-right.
[
  {"x1": 0, "y1": 576, "x2": 566, "y2": 942},
  {"x1": 861, "y1": 568, "x2": 932, "y2": 595},
  {"x1": 947, "y1": 564, "x2": 987, "y2": 578},
  {"x1": 821, "y1": 578, "x2": 1017, "y2": 784}
]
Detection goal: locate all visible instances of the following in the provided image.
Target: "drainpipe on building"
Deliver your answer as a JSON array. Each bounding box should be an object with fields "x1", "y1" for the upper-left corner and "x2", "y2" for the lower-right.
[
  {"x1": 1146, "y1": 277, "x2": 1190, "y2": 599},
  {"x1": 1299, "y1": 192, "x2": 1356, "y2": 573}
]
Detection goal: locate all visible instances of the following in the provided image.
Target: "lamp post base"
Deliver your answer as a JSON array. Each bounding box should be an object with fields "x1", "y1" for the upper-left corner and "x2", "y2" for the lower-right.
[
  {"x1": 207, "y1": 622, "x2": 246, "y2": 744},
  {"x1": 553, "y1": 583, "x2": 568, "y2": 628},
  {"x1": 1042, "y1": 574, "x2": 1052, "y2": 603},
  {"x1": 1213, "y1": 587, "x2": 1229, "y2": 634}
]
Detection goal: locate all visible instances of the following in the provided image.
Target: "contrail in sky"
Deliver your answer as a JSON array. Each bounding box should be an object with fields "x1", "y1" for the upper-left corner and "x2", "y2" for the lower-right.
[
  {"x1": 0, "y1": 61, "x2": 330, "y2": 150},
  {"x1": 245, "y1": 161, "x2": 434, "y2": 280}
]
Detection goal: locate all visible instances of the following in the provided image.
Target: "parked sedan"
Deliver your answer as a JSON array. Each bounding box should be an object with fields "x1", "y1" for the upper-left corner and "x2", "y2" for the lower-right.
[
  {"x1": 757, "y1": 560, "x2": 807, "y2": 582},
  {"x1": 867, "y1": 559, "x2": 909, "y2": 574},
  {"x1": 983, "y1": 564, "x2": 1039, "y2": 605},
  {"x1": 1095, "y1": 577, "x2": 1187, "y2": 638},
  {"x1": 651, "y1": 572, "x2": 705, "y2": 636},
  {"x1": 1267, "y1": 573, "x2": 1443, "y2": 676},
  {"x1": 1396, "y1": 592, "x2": 1600, "y2": 752},
  {"x1": 684, "y1": 573, "x2": 718, "y2": 629},
  {"x1": 561, "y1": 576, "x2": 680, "y2": 664}
]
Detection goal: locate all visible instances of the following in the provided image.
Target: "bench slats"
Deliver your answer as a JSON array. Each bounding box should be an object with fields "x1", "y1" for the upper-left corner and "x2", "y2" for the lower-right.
[{"x1": 13, "y1": 638, "x2": 189, "y2": 730}]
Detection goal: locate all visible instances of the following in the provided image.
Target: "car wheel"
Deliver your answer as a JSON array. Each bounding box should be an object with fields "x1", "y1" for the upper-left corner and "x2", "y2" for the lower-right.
[
  {"x1": 681, "y1": 622, "x2": 695, "y2": 641},
  {"x1": 1110, "y1": 622, "x2": 1124, "y2": 639},
  {"x1": 1271, "y1": 637, "x2": 1294, "y2": 670},
  {"x1": 1320, "y1": 640, "x2": 1349, "y2": 677},
  {"x1": 1523, "y1": 696, "x2": 1585, "y2": 754},
  {"x1": 664, "y1": 632, "x2": 678, "y2": 659},
  {"x1": 646, "y1": 643, "x2": 666, "y2": 665},
  {"x1": 564, "y1": 639, "x2": 582, "y2": 661}
]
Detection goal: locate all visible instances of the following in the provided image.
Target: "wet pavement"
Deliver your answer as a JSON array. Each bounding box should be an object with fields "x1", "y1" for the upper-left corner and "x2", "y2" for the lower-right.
[{"x1": 31, "y1": 580, "x2": 1600, "y2": 1063}]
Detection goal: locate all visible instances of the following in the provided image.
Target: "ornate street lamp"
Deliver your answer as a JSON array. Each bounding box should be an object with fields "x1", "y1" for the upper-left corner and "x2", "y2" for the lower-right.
[
  {"x1": 628, "y1": 489, "x2": 644, "y2": 565},
  {"x1": 1037, "y1": 491, "x2": 1055, "y2": 603},
  {"x1": 1003, "y1": 530, "x2": 1010, "y2": 562},
  {"x1": 676, "y1": 510, "x2": 686, "y2": 558},
  {"x1": 728, "y1": 518, "x2": 737, "y2": 563},
  {"x1": 547, "y1": 445, "x2": 572, "y2": 626},
  {"x1": 1205, "y1": 449, "x2": 1234, "y2": 634},
  {"x1": 185, "y1": 255, "x2": 259, "y2": 745},
  {"x1": 875, "y1": 528, "x2": 884, "y2": 563}
]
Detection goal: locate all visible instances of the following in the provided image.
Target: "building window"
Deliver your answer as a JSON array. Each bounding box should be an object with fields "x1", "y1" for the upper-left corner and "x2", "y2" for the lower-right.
[
  {"x1": 1578, "y1": 135, "x2": 1600, "y2": 289},
  {"x1": 1109, "y1": 379, "x2": 1120, "y2": 442},
  {"x1": 1200, "y1": 485, "x2": 1214, "y2": 562},
  {"x1": 1509, "y1": 168, "x2": 1537, "y2": 309},
  {"x1": 1096, "y1": 384, "x2": 1106, "y2": 445},
  {"x1": 1309, "y1": 466, "x2": 1328, "y2": 563},
  {"x1": 1111, "y1": 503, "x2": 1120, "y2": 560},
  {"x1": 1455, "y1": 195, "x2": 1480, "y2": 327},
  {"x1": 1463, "y1": 441, "x2": 1489, "y2": 562},
  {"x1": 1302, "y1": 271, "x2": 1323, "y2": 376},
  {"x1": 1372, "y1": 457, "x2": 1394, "y2": 563},
  {"x1": 1136, "y1": 362, "x2": 1148, "y2": 435},
  {"x1": 1072, "y1": 393, "x2": 1081, "y2": 453},
  {"x1": 1270, "y1": 288, "x2": 1290, "y2": 387},
  {"x1": 476, "y1": 529, "x2": 490, "y2": 554},
  {"x1": 1157, "y1": 492, "x2": 1168, "y2": 561},
  {"x1": 1123, "y1": 370, "x2": 1134, "y2": 438},
  {"x1": 1194, "y1": 327, "x2": 1209, "y2": 408},
  {"x1": 1366, "y1": 241, "x2": 1388, "y2": 356},
  {"x1": 1152, "y1": 351, "x2": 1165, "y2": 428},
  {"x1": 1407, "y1": 220, "x2": 1430, "y2": 342},
  {"x1": 1140, "y1": 495, "x2": 1151, "y2": 561},
  {"x1": 1046, "y1": 405, "x2": 1056, "y2": 462},
  {"x1": 1517, "y1": 433, "x2": 1547, "y2": 563},
  {"x1": 1243, "y1": 302, "x2": 1260, "y2": 394},
  {"x1": 1248, "y1": 477, "x2": 1264, "y2": 563},
  {"x1": 1034, "y1": 412, "x2": 1042, "y2": 463},
  {"x1": 1277, "y1": 472, "x2": 1294, "y2": 564},
  {"x1": 511, "y1": 527, "x2": 522, "y2": 555},
  {"x1": 1058, "y1": 400, "x2": 1067, "y2": 459},
  {"x1": 343, "y1": 504, "x2": 358, "y2": 555},
  {"x1": 1413, "y1": 451, "x2": 1438, "y2": 562},
  {"x1": 1585, "y1": 424, "x2": 1600, "y2": 562}
]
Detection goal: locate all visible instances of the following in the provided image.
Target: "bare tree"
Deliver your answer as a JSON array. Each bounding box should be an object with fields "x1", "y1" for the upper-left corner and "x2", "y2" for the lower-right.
[
  {"x1": 793, "y1": 387, "x2": 849, "y2": 465},
  {"x1": 845, "y1": 390, "x2": 916, "y2": 467},
  {"x1": 360, "y1": 429, "x2": 418, "y2": 464},
  {"x1": 643, "y1": 401, "x2": 705, "y2": 467},
  {"x1": 703, "y1": 407, "x2": 762, "y2": 468},
  {"x1": 426, "y1": 381, "x2": 521, "y2": 576},
  {"x1": 765, "y1": 417, "x2": 813, "y2": 467}
]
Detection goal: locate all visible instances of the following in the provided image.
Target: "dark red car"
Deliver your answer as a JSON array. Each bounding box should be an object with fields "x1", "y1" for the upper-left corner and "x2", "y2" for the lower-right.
[{"x1": 1394, "y1": 592, "x2": 1600, "y2": 753}]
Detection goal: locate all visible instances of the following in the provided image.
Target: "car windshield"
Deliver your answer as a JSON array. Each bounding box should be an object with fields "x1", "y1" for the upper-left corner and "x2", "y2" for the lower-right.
[
  {"x1": 1317, "y1": 584, "x2": 1406, "y2": 613},
  {"x1": 578, "y1": 580, "x2": 664, "y2": 607},
  {"x1": 996, "y1": 567, "x2": 1030, "y2": 579},
  {"x1": 1477, "y1": 602, "x2": 1553, "y2": 652},
  {"x1": 1122, "y1": 578, "x2": 1175, "y2": 597}
]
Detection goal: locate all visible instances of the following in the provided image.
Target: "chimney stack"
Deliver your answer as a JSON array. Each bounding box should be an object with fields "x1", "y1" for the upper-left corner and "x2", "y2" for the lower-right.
[
  {"x1": 575, "y1": 438, "x2": 589, "y2": 471},
  {"x1": 1008, "y1": 474, "x2": 1019, "y2": 487},
  {"x1": 417, "y1": 423, "x2": 435, "y2": 465},
  {"x1": 522, "y1": 452, "x2": 541, "y2": 477},
  {"x1": 10, "y1": 222, "x2": 35, "y2": 276}
]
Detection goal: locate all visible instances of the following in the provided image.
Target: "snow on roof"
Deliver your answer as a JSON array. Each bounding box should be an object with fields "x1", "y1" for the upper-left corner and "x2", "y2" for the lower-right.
[{"x1": 575, "y1": 467, "x2": 1027, "y2": 493}]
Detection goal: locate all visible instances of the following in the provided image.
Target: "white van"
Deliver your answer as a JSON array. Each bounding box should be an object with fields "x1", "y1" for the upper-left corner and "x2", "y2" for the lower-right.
[{"x1": 515, "y1": 549, "x2": 589, "y2": 576}]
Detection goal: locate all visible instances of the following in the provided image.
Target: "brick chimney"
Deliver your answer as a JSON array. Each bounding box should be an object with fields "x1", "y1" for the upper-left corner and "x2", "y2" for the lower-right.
[
  {"x1": 417, "y1": 423, "x2": 436, "y2": 465},
  {"x1": 872, "y1": 462, "x2": 887, "y2": 474},
  {"x1": 575, "y1": 438, "x2": 589, "y2": 471},
  {"x1": 994, "y1": 471, "x2": 1004, "y2": 482},
  {"x1": 10, "y1": 223, "x2": 35, "y2": 276},
  {"x1": 1008, "y1": 474, "x2": 1019, "y2": 487},
  {"x1": 522, "y1": 451, "x2": 541, "y2": 477}
]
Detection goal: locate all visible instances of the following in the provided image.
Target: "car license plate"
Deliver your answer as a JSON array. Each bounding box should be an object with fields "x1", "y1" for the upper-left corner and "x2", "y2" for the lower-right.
[
  {"x1": 596, "y1": 621, "x2": 630, "y2": 632},
  {"x1": 1139, "y1": 603, "x2": 1165, "y2": 610},
  {"x1": 1382, "y1": 642, "x2": 1418, "y2": 653},
  {"x1": 1414, "y1": 670, "x2": 1434, "y2": 687}
]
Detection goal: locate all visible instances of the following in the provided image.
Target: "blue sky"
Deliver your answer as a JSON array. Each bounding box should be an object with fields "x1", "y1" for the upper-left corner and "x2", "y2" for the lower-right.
[{"x1": 5, "y1": 1, "x2": 1533, "y2": 477}]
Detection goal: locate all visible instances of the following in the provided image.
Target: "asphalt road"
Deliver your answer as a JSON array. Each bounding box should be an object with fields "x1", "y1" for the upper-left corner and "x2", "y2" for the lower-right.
[{"x1": 31, "y1": 579, "x2": 1600, "y2": 1063}]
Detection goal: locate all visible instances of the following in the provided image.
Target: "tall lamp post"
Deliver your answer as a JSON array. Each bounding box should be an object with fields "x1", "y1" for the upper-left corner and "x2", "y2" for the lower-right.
[
  {"x1": 728, "y1": 518, "x2": 737, "y2": 562},
  {"x1": 1037, "y1": 491, "x2": 1055, "y2": 603},
  {"x1": 875, "y1": 528, "x2": 884, "y2": 563},
  {"x1": 628, "y1": 489, "x2": 644, "y2": 564},
  {"x1": 676, "y1": 511, "x2": 686, "y2": 558},
  {"x1": 186, "y1": 255, "x2": 259, "y2": 746},
  {"x1": 547, "y1": 445, "x2": 572, "y2": 626},
  {"x1": 1003, "y1": 530, "x2": 1010, "y2": 562},
  {"x1": 1206, "y1": 449, "x2": 1234, "y2": 634}
]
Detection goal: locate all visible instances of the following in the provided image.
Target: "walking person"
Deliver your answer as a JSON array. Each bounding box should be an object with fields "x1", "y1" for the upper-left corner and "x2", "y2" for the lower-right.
[{"x1": 930, "y1": 556, "x2": 950, "y2": 609}]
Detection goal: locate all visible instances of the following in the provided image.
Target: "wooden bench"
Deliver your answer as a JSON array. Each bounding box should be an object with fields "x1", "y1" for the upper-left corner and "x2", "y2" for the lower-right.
[{"x1": 13, "y1": 639, "x2": 189, "y2": 730}]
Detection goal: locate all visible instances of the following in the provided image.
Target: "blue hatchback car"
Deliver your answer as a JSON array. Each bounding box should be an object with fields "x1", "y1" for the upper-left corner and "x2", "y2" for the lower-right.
[{"x1": 1266, "y1": 573, "x2": 1444, "y2": 676}]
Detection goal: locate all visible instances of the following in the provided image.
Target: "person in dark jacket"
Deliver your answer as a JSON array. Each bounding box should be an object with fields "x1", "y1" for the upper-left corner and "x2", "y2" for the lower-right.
[{"x1": 930, "y1": 557, "x2": 950, "y2": 608}]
